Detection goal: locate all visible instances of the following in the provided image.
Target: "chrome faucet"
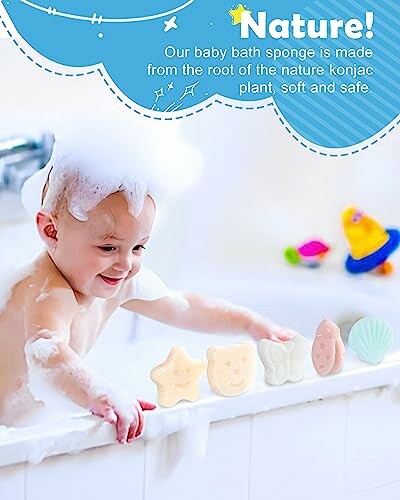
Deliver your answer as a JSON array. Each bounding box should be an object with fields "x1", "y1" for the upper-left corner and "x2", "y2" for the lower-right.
[{"x1": 0, "y1": 134, "x2": 54, "y2": 193}]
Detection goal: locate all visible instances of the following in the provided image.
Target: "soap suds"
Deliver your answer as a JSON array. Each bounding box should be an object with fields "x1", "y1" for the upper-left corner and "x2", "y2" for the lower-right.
[
  {"x1": 169, "y1": 292, "x2": 190, "y2": 312},
  {"x1": 24, "y1": 336, "x2": 81, "y2": 416},
  {"x1": 1, "y1": 382, "x2": 43, "y2": 427},
  {"x1": 21, "y1": 118, "x2": 203, "y2": 222},
  {"x1": 35, "y1": 293, "x2": 49, "y2": 303},
  {"x1": 35, "y1": 277, "x2": 50, "y2": 303},
  {"x1": 26, "y1": 336, "x2": 59, "y2": 364}
]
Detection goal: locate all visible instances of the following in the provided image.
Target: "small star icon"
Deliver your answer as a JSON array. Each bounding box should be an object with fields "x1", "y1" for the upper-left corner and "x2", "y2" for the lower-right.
[
  {"x1": 180, "y1": 81, "x2": 199, "y2": 100},
  {"x1": 150, "y1": 346, "x2": 206, "y2": 407},
  {"x1": 167, "y1": 82, "x2": 174, "y2": 91},
  {"x1": 154, "y1": 87, "x2": 164, "y2": 101},
  {"x1": 164, "y1": 15, "x2": 178, "y2": 32},
  {"x1": 228, "y1": 4, "x2": 251, "y2": 25}
]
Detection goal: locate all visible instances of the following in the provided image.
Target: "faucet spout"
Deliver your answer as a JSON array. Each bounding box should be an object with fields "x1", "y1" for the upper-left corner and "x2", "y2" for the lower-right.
[{"x1": 0, "y1": 133, "x2": 54, "y2": 193}]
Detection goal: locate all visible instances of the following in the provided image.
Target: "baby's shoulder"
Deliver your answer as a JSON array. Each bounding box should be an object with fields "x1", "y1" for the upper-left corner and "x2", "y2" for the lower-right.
[
  {"x1": 0, "y1": 256, "x2": 78, "y2": 340},
  {"x1": 10, "y1": 255, "x2": 78, "y2": 313}
]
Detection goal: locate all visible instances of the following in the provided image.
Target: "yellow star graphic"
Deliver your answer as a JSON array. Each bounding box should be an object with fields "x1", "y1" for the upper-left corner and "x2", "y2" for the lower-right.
[
  {"x1": 228, "y1": 4, "x2": 252, "y2": 26},
  {"x1": 150, "y1": 346, "x2": 206, "y2": 407}
]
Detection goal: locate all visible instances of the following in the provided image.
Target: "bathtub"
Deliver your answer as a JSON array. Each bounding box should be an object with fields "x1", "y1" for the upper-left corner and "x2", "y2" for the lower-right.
[{"x1": 2, "y1": 269, "x2": 400, "y2": 500}]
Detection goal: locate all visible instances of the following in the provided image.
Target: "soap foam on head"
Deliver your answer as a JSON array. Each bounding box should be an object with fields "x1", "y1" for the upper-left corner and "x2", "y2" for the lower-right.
[
  {"x1": 39, "y1": 121, "x2": 158, "y2": 221},
  {"x1": 21, "y1": 116, "x2": 203, "y2": 221}
]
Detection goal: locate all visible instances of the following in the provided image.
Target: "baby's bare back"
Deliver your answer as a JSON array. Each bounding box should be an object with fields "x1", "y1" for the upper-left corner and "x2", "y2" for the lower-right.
[{"x1": 0, "y1": 253, "x2": 122, "y2": 426}]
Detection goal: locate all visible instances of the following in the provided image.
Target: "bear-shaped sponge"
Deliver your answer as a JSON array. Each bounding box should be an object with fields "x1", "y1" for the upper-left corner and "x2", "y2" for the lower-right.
[{"x1": 207, "y1": 342, "x2": 257, "y2": 397}]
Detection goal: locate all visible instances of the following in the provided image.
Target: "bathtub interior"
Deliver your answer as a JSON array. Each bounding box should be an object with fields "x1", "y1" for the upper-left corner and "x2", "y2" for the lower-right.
[{"x1": 89, "y1": 269, "x2": 400, "y2": 396}]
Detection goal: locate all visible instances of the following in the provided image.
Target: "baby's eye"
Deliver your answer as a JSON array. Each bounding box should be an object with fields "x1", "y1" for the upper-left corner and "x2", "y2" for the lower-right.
[
  {"x1": 225, "y1": 360, "x2": 231, "y2": 368},
  {"x1": 132, "y1": 245, "x2": 146, "y2": 254},
  {"x1": 99, "y1": 246, "x2": 117, "y2": 253}
]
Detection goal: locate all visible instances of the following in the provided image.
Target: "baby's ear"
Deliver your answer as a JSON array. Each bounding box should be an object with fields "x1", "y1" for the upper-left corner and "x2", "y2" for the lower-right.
[{"x1": 36, "y1": 211, "x2": 58, "y2": 246}]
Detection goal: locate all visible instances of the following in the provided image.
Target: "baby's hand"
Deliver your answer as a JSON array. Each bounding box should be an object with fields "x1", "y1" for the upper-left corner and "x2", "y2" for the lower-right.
[
  {"x1": 248, "y1": 314, "x2": 297, "y2": 343},
  {"x1": 90, "y1": 389, "x2": 156, "y2": 443}
]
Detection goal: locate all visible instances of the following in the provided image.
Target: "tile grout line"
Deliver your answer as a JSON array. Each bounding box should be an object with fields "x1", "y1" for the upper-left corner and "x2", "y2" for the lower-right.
[
  {"x1": 24, "y1": 462, "x2": 28, "y2": 500},
  {"x1": 247, "y1": 416, "x2": 254, "y2": 500},
  {"x1": 343, "y1": 395, "x2": 349, "y2": 497},
  {"x1": 142, "y1": 441, "x2": 147, "y2": 500}
]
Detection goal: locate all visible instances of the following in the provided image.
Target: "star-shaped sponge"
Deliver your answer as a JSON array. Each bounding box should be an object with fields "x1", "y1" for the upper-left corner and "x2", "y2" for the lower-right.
[
  {"x1": 228, "y1": 4, "x2": 252, "y2": 26},
  {"x1": 150, "y1": 346, "x2": 206, "y2": 407}
]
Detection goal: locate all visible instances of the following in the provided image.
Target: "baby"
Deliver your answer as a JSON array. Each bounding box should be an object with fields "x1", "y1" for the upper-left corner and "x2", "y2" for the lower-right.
[{"x1": 0, "y1": 123, "x2": 294, "y2": 443}]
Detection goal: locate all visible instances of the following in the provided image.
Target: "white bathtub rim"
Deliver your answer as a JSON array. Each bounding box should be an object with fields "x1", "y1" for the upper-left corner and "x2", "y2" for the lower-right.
[{"x1": 1, "y1": 358, "x2": 400, "y2": 468}]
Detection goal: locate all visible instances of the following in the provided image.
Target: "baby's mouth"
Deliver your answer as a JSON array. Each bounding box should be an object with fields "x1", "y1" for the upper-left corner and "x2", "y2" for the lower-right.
[{"x1": 99, "y1": 275, "x2": 124, "y2": 286}]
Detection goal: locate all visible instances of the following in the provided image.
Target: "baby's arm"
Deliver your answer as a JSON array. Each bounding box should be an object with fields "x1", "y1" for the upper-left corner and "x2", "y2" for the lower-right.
[
  {"x1": 24, "y1": 288, "x2": 154, "y2": 442},
  {"x1": 121, "y1": 292, "x2": 295, "y2": 342}
]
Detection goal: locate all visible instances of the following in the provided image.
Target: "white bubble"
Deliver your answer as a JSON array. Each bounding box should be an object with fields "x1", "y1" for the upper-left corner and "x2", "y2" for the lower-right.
[{"x1": 98, "y1": 32, "x2": 104, "y2": 39}]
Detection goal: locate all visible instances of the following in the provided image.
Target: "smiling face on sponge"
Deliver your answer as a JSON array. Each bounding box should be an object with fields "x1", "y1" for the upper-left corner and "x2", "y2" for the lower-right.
[{"x1": 207, "y1": 343, "x2": 257, "y2": 397}]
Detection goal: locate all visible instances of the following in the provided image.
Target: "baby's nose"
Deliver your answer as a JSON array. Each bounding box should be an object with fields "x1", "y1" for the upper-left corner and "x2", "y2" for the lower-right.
[
  {"x1": 114, "y1": 255, "x2": 141, "y2": 277},
  {"x1": 233, "y1": 368, "x2": 240, "y2": 375},
  {"x1": 113, "y1": 255, "x2": 133, "y2": 272}
]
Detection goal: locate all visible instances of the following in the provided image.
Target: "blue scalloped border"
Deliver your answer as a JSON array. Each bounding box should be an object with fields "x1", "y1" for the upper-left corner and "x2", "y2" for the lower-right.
[{"x1": 1, "y1": 10, "x2": 399, "y2": 158}]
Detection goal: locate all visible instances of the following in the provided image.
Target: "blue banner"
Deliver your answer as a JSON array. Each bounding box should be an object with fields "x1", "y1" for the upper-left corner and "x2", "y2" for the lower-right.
[{"x1": 1, "y1": 0, "x2": 399, "y2": 148}]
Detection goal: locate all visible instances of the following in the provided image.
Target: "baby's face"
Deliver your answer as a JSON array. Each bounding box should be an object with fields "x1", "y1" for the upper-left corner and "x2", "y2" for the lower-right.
[{"x1": 53, "y1": 192, "x2": 155, "y2": 300}]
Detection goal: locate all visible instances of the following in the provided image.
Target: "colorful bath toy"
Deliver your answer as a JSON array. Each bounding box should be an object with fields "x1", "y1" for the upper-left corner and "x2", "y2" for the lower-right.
[
  {"x1": 312, "y1": 320, "x2": 345, "y2": 376},
  {"x1": 342, "y1": 207, "x2": 400, "y2": 275},
  {"x1": 284, "y1": 240, "x2": 330, "y2": 268},
  {"x1": 150, "y1": 346, "x2": 206, "y2": 407},
  {"x1": 348, "y1": 317, "x2": 394, "y2": 365},
  {"x1": 207, "y1": 343, "x2": 257, "y2": 397}
]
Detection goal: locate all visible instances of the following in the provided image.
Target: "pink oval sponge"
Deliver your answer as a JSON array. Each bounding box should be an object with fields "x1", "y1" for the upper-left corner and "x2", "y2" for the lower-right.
[{"x1": 312, "y1": 320, "x2": 345, "y2": 376}]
